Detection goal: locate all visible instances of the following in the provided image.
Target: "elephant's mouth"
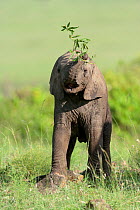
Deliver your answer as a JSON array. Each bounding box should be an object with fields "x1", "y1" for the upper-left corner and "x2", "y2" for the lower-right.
[
  {"x1": 63, "y1": 82, "x2": 80, "y2": 94},
  {"x1": 65, "y1": 83, "x2": 79, "y2": 90}
]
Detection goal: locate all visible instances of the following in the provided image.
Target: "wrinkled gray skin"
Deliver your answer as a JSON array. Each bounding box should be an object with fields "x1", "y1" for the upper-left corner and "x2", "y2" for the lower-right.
[{"x1": 49, "y1": 52, "x2": 112, "y2": 181}]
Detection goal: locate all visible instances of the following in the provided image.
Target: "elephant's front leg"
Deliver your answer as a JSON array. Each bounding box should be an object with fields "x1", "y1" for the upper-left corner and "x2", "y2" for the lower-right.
[
  {"x1": 66, "y1": 135, "x2": 76, "y2": 170},
  {"x1": 51, "y1": 123, "x2": 71, "y2": 176}
]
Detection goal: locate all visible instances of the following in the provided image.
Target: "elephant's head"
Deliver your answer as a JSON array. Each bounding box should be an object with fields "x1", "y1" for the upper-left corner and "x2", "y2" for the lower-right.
[{"x1": 50, "y1": 52, "x2": 106, "y2": 100}]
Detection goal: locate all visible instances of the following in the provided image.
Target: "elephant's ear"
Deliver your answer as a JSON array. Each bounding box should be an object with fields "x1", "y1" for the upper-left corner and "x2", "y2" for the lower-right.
[
  {"x1": 49, "y1": 58, "x2": 64, "y2": 100},
  {"x1": 83, "y1": 64, "x2": 107, "y2": 100}
]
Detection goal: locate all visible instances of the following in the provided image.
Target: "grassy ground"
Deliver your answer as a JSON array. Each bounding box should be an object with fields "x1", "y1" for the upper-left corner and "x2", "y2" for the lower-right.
[
  {"x1": 0, "y1": 138, "x2": 139, "y2": 209},
  {"x1": 0, "y1": 90, "x2": 139, "y2": 209}
]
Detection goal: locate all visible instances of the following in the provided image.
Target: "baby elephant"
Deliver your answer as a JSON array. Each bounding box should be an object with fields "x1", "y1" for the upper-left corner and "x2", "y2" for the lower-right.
[{"x1": 49, "y1": 51, "x2": 112, "y2": 183}]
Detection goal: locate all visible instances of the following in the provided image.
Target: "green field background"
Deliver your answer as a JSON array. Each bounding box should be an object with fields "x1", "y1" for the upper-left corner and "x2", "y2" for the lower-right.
[{"x1": 0, "y1": 0, "x2": 140, "y2": 89}]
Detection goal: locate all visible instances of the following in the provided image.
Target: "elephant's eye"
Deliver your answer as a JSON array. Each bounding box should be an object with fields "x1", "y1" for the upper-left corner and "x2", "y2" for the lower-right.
[
  {"x1": 58, "y1": 68, "x2": 60, "y2": 73},
  {"x1": 83, "y1": 69, "x2": 88, "y2": 76}
]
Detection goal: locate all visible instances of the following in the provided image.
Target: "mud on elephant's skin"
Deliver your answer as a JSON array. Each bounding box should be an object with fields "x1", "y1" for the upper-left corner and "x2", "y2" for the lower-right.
[{"x1": 49, "y1": 51, "x2": 112, "y2": 185}]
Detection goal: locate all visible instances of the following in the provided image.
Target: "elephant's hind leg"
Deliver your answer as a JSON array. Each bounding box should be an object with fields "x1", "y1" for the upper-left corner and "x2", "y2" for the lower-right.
[
  {"x1": 87, "y1": 144, "x2": 103, "y2": 179},
  {"x1": 87, "y1": 123, "x2": 104, "y2": 179},
  {"x1": 102, "y1": 107, "x2": 112, "y2": 177}
]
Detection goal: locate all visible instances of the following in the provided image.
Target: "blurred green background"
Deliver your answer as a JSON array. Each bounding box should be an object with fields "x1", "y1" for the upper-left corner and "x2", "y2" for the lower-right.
[{"x1": 0, "y1": 0, "x2": 140, "y2": 92}]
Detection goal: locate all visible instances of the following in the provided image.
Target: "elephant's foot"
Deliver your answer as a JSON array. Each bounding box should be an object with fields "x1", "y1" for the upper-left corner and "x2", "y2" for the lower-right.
[
  {"x1": 36, "y1": 173, "x2": 66, "y2": 194},
  {"x1": 81, "y1": 168, "x2": 112, "y2": 184},
  {"x1": 36, "y1": 171, "x2": 84, "y2": 194},
  {"x1": 80, "y1": 169, "x2": 99, "y2": 181}
]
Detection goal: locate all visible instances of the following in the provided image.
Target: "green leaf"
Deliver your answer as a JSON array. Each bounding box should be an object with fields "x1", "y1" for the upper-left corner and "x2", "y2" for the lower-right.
[
  {"x1": 77, "y1": 39, "x2": 84, "y2": 43},
  {"x1": 73, "y1": 39, "x2": 79, "y2": 50},
  {"x1": 76, "y1": 39, "x2": 80, "y2": 48},
  {"x1": 67, "y1": 22, "x2": 70, "y2": 28},
  {"x1": 69, "y1": 30, "x2": 74, "y2": 35},
  {"x1": 82, "y1": 38, "x2": 91, "y2": 42},
  {"x1": 71, "y1": 35, "x2": 80, "y2": 38},
  {"x1": 82, "y1": 43, "x2": 86, "y2": 49},
  {"x1": 79, "y1": 52, "x2": 86, "y2": 57},
  {"x1": 61, "y1": 28, "x2": 66, "y2": 31},
  {"x1": 68, "y1": 26, "x2": 79, "y2": 30}
]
